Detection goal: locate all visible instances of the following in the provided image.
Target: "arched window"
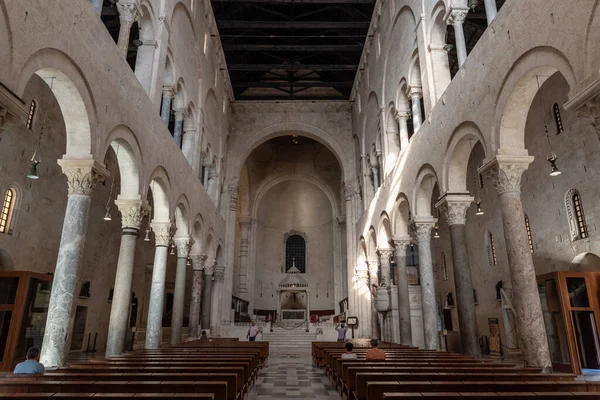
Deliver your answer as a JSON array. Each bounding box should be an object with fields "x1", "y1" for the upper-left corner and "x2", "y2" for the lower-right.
[
  {"x1": 553, "y1": 103, "x2": 564, "y2": 135},
  {"x1": 26, "y1": 100, "x2": 36, "y2": 130},
  {"x1": 485, "y1": 231, "x2": 497, "y2": 266},
  {"x1": 0, "y1": 188, "x2": 16, "y2": 234},
  {"x1": 442, "y1": 253, "x2": 448, "y2": 281},
  {"x1": 566, "y1": 189, "x2": 589, "y2": 241},
  {"x1": 285, "y1": 234, "x2": 306, "y2": 273},
  {"x1": 524, "y1": 215, "x2": 534, "y2": 254}
]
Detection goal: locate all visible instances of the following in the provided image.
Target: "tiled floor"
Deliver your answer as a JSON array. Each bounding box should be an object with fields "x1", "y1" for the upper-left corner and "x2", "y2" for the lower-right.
[{"x1": 250, "y1": 352, "x2": 340, "y2": 399}]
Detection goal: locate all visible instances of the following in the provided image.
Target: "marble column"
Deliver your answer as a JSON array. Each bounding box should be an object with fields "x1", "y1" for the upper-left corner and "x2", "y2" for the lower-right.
[
  {"x1": 436, "y1": 195, "x2": 480, "y2": 357},
  {"x1": 238, "y1": 217, "x2": 253, "y2": 299},
  {"x1": 480, "y1": 155, "x2": 552, "y2": 371},
  {"x1": 172, "y1": 108, "x2": 186, "y2": 149},
  {"x1": 201, "y1": 259, "x2": 215, "y2": 329},
  {"x1": 354, "y1": 266, "x2": 370, "y2": 338},
  {"x1": 160, "y1": 87, "x2": 173, "y2": 125},
  {"x1": 188, "y1": 254, "x2": 206, "y2": 339},
  {"x1": 207, "y1": 167, "x2": 219, "y2": 202},
  {"x1": 306, "y1": 290, "x2": 311, "y2": 332},
  {"x1": 483, "y1": 0, "x2": 498, "y2": 25},
  {"x1": 447, "y1": 9, "x2": 469, "y2": 68},
  {"x1": 343, "y1": 180, "x2": 356, "y2": 318},
  {"x1": 410, "y1": 88, "x2": 423, "y2": 133},
  {"x1": 145, "y1": 222, "x2": 173, "y2": 349},
  {"x1": 392, "y1": 237, "x2": 413, "y2": 346},
  {"x1": 39, "y1": 160, "x2": 108, "y2": 368},
  {"x1": 106, "y1": 200, "x2": 150, "y2": 357},
  {"x1": 90, "y1": 0, "x2": 103, "y2": 15},
  {"x1": 367, "y1": 259, "x2": 381, "y2": 339},
  {"x1": 116, "y1": 2, "x2": 141, "y2": 59},
  {"x1": 171, "y1": 236, "x2": 191, "y2": 345},
  {"x1": 411, "y1": 217, "x2": 439, "y2": 350},
  {"x1": 211, "y1": 263, "x2": 225, "y2": 335},
  {"x1": 395, "y1": 111, "x2": 410, "y2": 150}
]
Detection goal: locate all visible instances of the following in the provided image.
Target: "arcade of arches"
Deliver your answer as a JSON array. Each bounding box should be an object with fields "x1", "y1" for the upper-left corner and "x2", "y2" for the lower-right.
[{"x1": 3, "y1": 0, "x2": 600, "y2": 383}]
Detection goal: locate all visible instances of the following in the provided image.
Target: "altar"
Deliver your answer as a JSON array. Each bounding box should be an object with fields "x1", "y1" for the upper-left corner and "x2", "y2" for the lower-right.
[{"x1": 275, "y1": 266, "x2": 310, "y2": 331}]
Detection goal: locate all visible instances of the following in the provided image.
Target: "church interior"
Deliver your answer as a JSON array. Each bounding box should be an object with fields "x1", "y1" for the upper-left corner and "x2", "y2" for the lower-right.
[{"x1": 3, "y1": 0, "x2": 600, "y2": 398}]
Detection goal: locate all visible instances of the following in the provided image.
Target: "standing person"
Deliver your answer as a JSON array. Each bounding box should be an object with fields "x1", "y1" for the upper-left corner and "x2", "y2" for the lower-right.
[
  {"x1": 335, "y1": 322, "x2": 348, "y2": 342},
  {"x1": 247, "y1": 322, "x2": 259, "y2": 341},
  {"x1": 341, "y1": 342, "x2": 357, "y2": 359},
  {"x1": 13, "y1": 347, "x2": 45, "y2": 374},
  {"x1": 365, "y1": 339, "x2": 386, "y2": 361}
]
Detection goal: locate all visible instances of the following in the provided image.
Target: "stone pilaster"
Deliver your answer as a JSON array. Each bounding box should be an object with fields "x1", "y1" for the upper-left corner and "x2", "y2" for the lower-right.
[
  {"x1": 392, "y1": 237, "x2": 413, "y2": 345},
  {"x1": 343, "y1": 179, "x2": 357, "y2": 318},
  {"x1": 188, "y1": 253, "x2": 207, "y2": 338},
  {"x1": 409, "y1": 88, "x2": 423, "y2": 132},
  {"x1": 171, "y1": 236, "x2": 192, "y2": 345},
  {"x1": 366, "y1": 259, "x2": 381, "y2": 339},
  {"x1": 211, "y1": 263, "x2": 225, "y2": 334},
  {"x1": 354, "y1": 266, "x2": 370, "y2": 338},
  {"x1": 106, "y1": 199, "x2": 150, "y2": 357},
  {"x1": 40, "y1": 159, "x2": 109, "y2": 368},
  {"x1": 480, "y1": 155, "x2": 552, "y2": 371},
  {"x1": 145, "y1": 221, "x2": 173, "y2": 349},
  {"x1": 116, "y1": 1, "x2": 142, "y2": 58},
  {"x1": 436, "y1": 194, "x2": 480, "y2": 357},
  {"x1": 410, "y1": 217, "x2": 439, "y2": 350},
  {"x1": 201, "y1": 258, "x2": 215, "y2": 329},
  {"x1": 446, "y1": 8, "x2": 469, "y2": 68}
]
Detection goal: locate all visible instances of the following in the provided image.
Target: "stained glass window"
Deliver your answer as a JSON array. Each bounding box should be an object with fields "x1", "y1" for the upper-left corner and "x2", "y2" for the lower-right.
[
  {"x1": 573, "y1": 193, "x2": 588, "y2": 239},
  {"x1": 285, "y1": 235, "x2": 306, "y2": 273}
]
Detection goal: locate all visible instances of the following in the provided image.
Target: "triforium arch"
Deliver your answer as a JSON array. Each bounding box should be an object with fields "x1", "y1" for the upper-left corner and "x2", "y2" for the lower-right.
[
  {"x1": 443, "y1": 121, "x2": 487, "y2": 194},
  {"x1": 413, "y1": 164, "x2": 439, "y2": 217},
  {"x1": 147, "y1": 167, "x2": 171, "y2": 222},
  {"x1": 103, "y1": 125, "x2": 143, "y2": 200}
]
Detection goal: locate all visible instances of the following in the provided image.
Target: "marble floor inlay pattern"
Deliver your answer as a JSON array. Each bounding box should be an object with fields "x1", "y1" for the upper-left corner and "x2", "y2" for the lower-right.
[{"x1": 250, "y1": 353, "x2": 340, "y2": 399}]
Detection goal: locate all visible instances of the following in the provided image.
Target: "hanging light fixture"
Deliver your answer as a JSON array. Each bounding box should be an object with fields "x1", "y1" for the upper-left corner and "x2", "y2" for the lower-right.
[
  {"x1": 27, "y1": 127, "x2": 43, "y2": 180},
  {"x1": 434, "y1": 224, "x2": 440, "y2": 239},
  {"x1": 143, "y1": 227, "x2": 152, "y2": 242},
  {"x1": 475, "y1": 199, "x2": 484, "y2": 216},
  {"x1": 103, "y1": 205, "x2": 112, "y2": 221},
  {"x1": 536, "y1": 75, "x2": 562, "y2": 177}
]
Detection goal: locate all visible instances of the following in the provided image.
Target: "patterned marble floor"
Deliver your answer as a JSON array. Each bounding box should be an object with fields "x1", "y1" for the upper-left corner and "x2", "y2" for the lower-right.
[{"x1": 249, "y1": 353, "x2": 341, "y2": 399}]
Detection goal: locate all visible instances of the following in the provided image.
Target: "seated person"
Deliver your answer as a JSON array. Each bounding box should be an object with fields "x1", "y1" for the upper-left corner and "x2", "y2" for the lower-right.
[
  {"x1": 365, "y1": 339, "x2": 386, "y2": 361},
  {"x1": 341, "y1": 342, "x2": 357, "y2": 359},
  {"x1": 14, "y1": 347, "x2": 45, "y2": 374},
  {"x1": 200, "y1": 330, "x2": 208, "y2": 340}
]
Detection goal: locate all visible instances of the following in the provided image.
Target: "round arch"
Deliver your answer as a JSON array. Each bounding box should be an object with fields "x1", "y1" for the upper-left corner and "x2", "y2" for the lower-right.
[
  {"x1": 147, "y1": 166, "x2": 171, "y2": 221},
  {"x1": 442, "y1": 121, "x2": 487, "y2": 194},
  {"x1": 377, "y1": 212, "x2": 393, "y2": 249},
  {"x1": 413, "y1": 164, "x2": 439, "y2": 217},
  {"x1": 103, "y1": 125, "x2": 143, "y2": 200}
]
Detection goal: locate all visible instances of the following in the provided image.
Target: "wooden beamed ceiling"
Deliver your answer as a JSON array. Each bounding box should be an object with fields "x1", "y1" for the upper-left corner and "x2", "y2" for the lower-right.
[{"x1": 211, "y1": 0, "x2": 375, "y2": 100}]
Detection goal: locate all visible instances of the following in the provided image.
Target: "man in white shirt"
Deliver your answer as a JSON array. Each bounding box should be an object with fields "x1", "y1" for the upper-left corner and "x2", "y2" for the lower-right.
[
  {"x1": 341, "y1": 342, "x2": 357, "y2": 359},
  {"x1": 247, "y1": 322, "x2": 259, "y2": 341}
]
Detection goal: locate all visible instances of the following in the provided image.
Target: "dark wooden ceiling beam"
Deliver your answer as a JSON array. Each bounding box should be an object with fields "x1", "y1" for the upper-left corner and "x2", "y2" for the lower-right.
[
  {"x1": 225, "y1": 64, "x2": 357, "y2": 71},
  {"x1": 233, "y1": 81, "x2": 354, "y2": 87},
  {"x1": 213, "y1": 0, "x2": 374, "y2": 3},
  {"x1": 236, "y1": 95, "x2": 348, "y2": 100},
  {"x1": 217, "y1": 20, "x2": 369, "y2": 29},
  {"x1": 224, "y1": 43, "x2": 363, "y2": 51}
]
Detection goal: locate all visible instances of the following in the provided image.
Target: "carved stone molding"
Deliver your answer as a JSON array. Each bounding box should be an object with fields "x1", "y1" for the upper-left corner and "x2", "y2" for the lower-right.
[
  {"x1": 228, "y1": 179, "x2": 240, "y2": 211},
  {"x1": 394, "y1": 110, "x2": 411, "y2": 121},
  {"x1": 116, "y1": 2, "x2": 142, "y2": 24},
  {"x1": 445, "y1": 8, "x2": 468, "y2": 26},
  {"x1": 343, "y1": 179, "x2": 355, "y2": 201},
  {"x1": 57, "y1": 159, "x2": 110, "y2": 196},
  {"x1": 436, "y1": 194, "x2": 474, "y2": 226},
  {"x1": 354, "y1": 268, "x2": 369, "y2": 287},
  {"x1": 214, "y1": 265, "x2": 225, "y2": 281},
  {"x1": 114, "y1": 199, "x2": 151, "y2": 229},
  {"x1": 479, "y1": 155, "x2": 534, "y2": 195},
  {"x1": 204, "y1": 258, "x2": 216, "y2": 275},
  {"x1": 158, "y1": 14, "x2": 172, "y2": 35}
]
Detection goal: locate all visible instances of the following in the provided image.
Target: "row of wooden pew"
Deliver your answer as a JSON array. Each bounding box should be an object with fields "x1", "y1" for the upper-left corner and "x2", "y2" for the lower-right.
[
  {"x1": 1, "y1": 339, "x2": 269, "y2": 399},
  {"x1": 313, "y1": 341, "x2": 600, "y2": 400}
]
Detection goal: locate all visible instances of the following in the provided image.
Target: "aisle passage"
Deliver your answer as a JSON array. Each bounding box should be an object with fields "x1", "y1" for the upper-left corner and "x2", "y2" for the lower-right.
[{"x1": 251, "y1": 354, "x2": 340, "y2": 400}]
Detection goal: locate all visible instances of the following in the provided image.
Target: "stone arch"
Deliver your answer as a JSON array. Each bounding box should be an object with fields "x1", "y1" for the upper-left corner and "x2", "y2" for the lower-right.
[
  {"x1": 377, "y1": 212, "x2": 393, "y2": 248},
  {"x1": 190, "y1": 214, "x2": 204, "y2": 254},
  {"x1": 16, "y1": 49, "x2": 97, "y2": 158},
  {"x1": 0, "y1": 1, "x2": 13, "y2": 78},
  {"x1": 168, "y1": 1, "x2": 196, "y2": 37},
  {"x1": 408, "y1": 49, "x2": 422, "y2": 89},
  {"x1": 493, "y1": 46, "x2": 576, "y2": 154},
  {"x1": 584, "y1": 0, "x2": 600, "y2": 76},
  {"x1": 134, "y1": 2, "x2": 156, "y2": 93},
  {"x1": 174, "y1": 194, "x2": 190, "y2": 237},
  {"x1": 396, "y1": 78, "x2": 411, "y2": 112},
  {"x1": 205, "y1": 229, "x2": 215, "y2": 259},
  {"x1": 1, "y1": 183, "x2": 22, "y2": 234},
  {"x1": 215, "y1": 244, "x2": 223, "y2": 265},
  {"x1": 103, "y1": 125, "x2": 142, "y2": 200},
  {"x1": 164, "y1": 52, "x2": 175, "y2": 87},
  {"x1": 413, "y1": 164, "x2": 439, "y2": 217},
  {"x1": 442, "y1": 121, "x2": 487, "y2": 194},
  {"x1": 572, "y1": 253, "x2": 600, "y2": 272},
  {"x1": 367, "y1": 226, "x2": 378, "y2": 261},
  {"x1": 230, "y1": 123, "x2": 352, "y2": 182},
  {"x1": 392, "y1": 193, "x2": 411, "y2": 237},
  {"x1": 182, "y1": 101, "x2": 197, "y2": 164},
  {"x1": 363, "y1": 91, "x2": 380, "y2": 152},
  {"x1": 173, "y1": 77, "x2": 187, "y2": 109},
  {"x1": 147, "y1": 167, "x2": 171, "y2": 221}
]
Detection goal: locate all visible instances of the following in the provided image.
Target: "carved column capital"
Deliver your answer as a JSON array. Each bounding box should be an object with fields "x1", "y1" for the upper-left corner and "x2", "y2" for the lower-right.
[
  {"x1": 479, "y1": 155, "x2": 534, "y2": 195},
  {"x1": 409, "y1": 86, "x2": 423, "y2": 99},
  {"x1": 343, "y1": 179, "x2": 355, "y2": 201},
  {"x1": 392, "y1": 236, "x2": 412, "y2": 253},
  {"x1": 377, "y1": 247, "x2": 394, "y2": 261},
  {"x1": 162, "y1": 86, "x2": 174, "y2": 98},
  {"x1": 238, "y1": 216, "x2": 253, "y2": 229},
  {"x1": 214, "y1": 264, "x2": 225, "y2": 281},
  {"x1": 394, "y1": 110, "x2": 411, "y2": 121},
  {"x1": 174, "y1": 108, "x2": 187, "y2": 121},
  {"x1": 190, "y1": 253, "x2": 207, "y2": 271},
  {"x1": 117, "y1": 1, "x2": 142, "y2": 24},
  {"x1": 354, "y1": 267, "x2": 369, "y2": 287},
  {"x1": 57, "y1": 159, "x2": 109, "y2": 196},
  {"x1": 114, "y1": 199, "x2": 151, "y2": 230},
  {"x1": 204, "y1": 258, "x2": 216, "y2": 275},
  {"x1": 410, "y1": 217, "x2": 437, "y2": 243},
  {"x1": 150, "y1": 222, "x2": 173, "y2": 247},
  {"x1": 228, "y1": 179, "x2": 239, "y2": 211},
  {"x1": 174, "y1": 236, "x2": 193, "y2": 259},
  {"x1": 436, "y1": 194, "x2": 474, "y2": 226},
  {"x1": 446, "y1": 8, "x2": 468, "y2": 26}
]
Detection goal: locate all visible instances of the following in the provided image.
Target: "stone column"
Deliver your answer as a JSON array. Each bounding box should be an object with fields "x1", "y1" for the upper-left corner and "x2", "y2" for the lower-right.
[
  {"x1": 483, "y1": 0, "x2": 498, "y2": 25},
  {"x1": 395, "y1": 111, "x2": 410, "y2": 151},
  {"x1": 188, "y1": 253, "x2": 206, "y2": 339},
  {"x1": 276, "y1": 290, "x2": 282, "y2": 323},
  {"x1": 369, "y1": 157, "x2": 380, "y2": 190},
  {"x1": 160, "y1": 87, "x2": 173, "y2": 125},
  {"x1": 171, "y1": 236, "x2": 191, "y2": 345},
  {"x1": 90, "y1": 0, "x2": 103, "y2": 15},
  {"x1": 207, "y1": 167, "x2": 219, "y2": 202},
  {"x1": 354, "y1": 266, "x2": 370, "y2": 338},
  {"x1": 172, "y1": 108, "x2": 186, "y2": 149},
  {"x1": 116, "y1": 2, "x2": 141, "y2": 59},
  {"x1": 106, "y1": 199, "x2": 150, "y2": 357},
  {"x1": 377, "y1": 248, "x2": 393, "y2": 286},
  {"x1": 145, "y1": 222, "x2": 173, "y2": 349},
  {"x1": 343, "y1": 180, "x2": 356, "y2": 318},
  {"x1": 392, "y1": 237, "x2": 413, "y2": 345},
  {"x1": 201, "y1": 259, "x2": 215, "y2": 329},
  {"x1": 480, "y1": 155, "x2": 552, "y2": 371},
  {"x1": 39, "y1": 159, "x2": 108, "y2": 368},
  {"x1": 436, "y1": 195, "x2": 480, "y2": 357},
  {"x1": 238, "y1": 217, "x2": 253, "y2": 299},
  {"x1": 367, "y1": 259, "x2": 380, "y2": 339},
  {"x1": 306, "y1": 290, "x2": 311, "y2": 332},
  {"x1": 211, "y1": 263, "x2": 225, "y2": 335},
  {"x1": 447, "y1": 9, "x2": 469, "y2": 68},
  {"x1": 410, "y1": 88, "x2": 423, "y2": 133},
  {"x1": 411, "y1": 218, "x2": 439, "y2": 350}
]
